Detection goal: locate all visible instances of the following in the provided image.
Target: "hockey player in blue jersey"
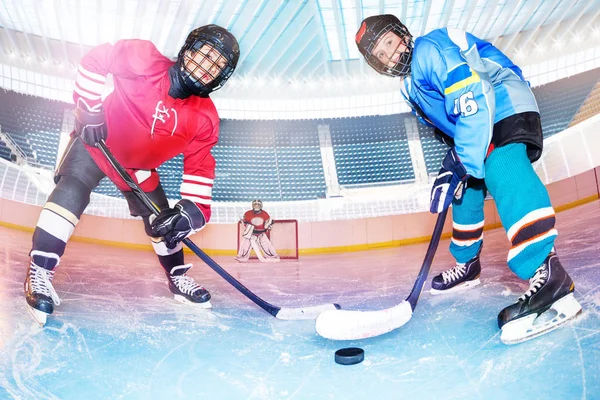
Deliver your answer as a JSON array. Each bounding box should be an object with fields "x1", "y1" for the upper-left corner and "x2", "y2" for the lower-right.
[{"x1": 355, "y1": 14, "x2": 582, "y2": 344}]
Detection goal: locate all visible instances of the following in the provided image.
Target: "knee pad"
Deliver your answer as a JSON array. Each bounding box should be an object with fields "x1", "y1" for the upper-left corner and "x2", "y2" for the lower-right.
[{"x1": 48, "y1": 175, "x2": 95, "y2": 218}]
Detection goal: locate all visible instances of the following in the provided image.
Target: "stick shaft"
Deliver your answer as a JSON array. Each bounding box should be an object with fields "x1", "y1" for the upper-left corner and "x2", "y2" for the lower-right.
[
  {"x1": 406, "y1": 208, "x2": 448, "y2": 310},
  {"x1": 95, "y1": 140, "x2": 283, "y2": 317}
]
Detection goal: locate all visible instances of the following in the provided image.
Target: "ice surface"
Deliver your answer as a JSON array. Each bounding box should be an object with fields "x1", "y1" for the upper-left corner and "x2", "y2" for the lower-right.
[{"x1": 1, "y1": 202, "x2": 599, "y2": 399}]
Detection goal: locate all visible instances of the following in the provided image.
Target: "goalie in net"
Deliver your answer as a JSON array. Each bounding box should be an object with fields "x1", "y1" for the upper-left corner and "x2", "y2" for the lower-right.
[{"x1": 236, "y1": 200, "x2": 280, "y2": 263}]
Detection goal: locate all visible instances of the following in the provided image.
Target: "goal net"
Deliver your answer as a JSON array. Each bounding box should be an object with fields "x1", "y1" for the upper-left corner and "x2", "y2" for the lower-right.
[{"x1": 237, "y1": 219, "x2": 299, "y2": 260}]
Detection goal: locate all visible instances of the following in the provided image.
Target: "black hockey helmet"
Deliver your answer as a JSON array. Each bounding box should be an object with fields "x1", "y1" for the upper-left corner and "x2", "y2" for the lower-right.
[
  {"x1": 355, "y1": 14, "x2": 413, "y2": 78},
  {"x1": 171, "y1": 25, "x2": 240, "y2": 98}
]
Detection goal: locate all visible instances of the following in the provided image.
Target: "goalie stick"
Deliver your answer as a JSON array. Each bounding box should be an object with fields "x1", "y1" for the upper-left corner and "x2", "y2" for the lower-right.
[
  {"x1": 315, "y1": 208, "x2": 448, "y2": 339},
  {"x1": 95, "y1": 139, "x2": 339, "y2": 320}
]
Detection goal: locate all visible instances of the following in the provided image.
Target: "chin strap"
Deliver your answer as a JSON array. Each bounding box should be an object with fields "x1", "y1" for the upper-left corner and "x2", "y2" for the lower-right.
[{"x1": 167, "y1": 65, "x2": 193, "y2": 99}]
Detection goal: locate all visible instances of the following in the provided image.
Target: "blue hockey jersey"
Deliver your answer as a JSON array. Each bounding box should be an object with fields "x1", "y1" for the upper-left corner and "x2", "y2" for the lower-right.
[{"x1": 401, "y1": 28, "x2": 539, "y2": 178}]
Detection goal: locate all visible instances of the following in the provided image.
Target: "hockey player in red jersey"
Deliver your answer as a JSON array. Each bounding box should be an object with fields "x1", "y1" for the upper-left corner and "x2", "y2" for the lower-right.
[
  {"x1": 236, "y1": 200, "x2": 280, "y2": 263},
  {"x1": 24, "y1": 25, "x2": 240, "y2": 326}
]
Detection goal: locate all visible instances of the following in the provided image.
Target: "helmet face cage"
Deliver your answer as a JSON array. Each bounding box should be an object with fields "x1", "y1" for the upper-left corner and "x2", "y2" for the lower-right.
[
  {"x1": 177, "y1": 25, "x2": 240, "y2": 96},
  {"x1": 357, "y1": 16, "x2": 414, "y2": 78},
  {"x1": 183, "y1": 43, "x2": 227, "y2": 87},
  {"x1": 252, "y1": 199, "x2": 263, "y2": 212}
]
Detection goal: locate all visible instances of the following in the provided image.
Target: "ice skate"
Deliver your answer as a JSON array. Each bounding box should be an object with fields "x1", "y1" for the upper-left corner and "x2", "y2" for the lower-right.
[
  {"x1": 24, "y1": 259, "x2": 61, "y2": 326},
  {"x1": 430, "y1": 253, "x2": 481, "y2": 295},
  {"x1": 498, "y1": 252, "x2": 582, "y2": 345},
  {"x1": 167, "y1": 264, "x2": 212, "y2": 308}
]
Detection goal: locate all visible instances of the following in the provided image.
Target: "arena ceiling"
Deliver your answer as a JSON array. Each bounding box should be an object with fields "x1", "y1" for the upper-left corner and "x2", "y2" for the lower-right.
[{"x1": 0, "y1": 0, "x2": 599, "y2": 95}]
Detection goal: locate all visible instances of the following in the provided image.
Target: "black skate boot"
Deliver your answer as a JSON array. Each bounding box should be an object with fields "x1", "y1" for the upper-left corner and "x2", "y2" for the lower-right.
[
  {"x1": 24, "y1": 251, "x2": 61, "y2": 326},
  {"x1": 430, "y1": 253, "x2": 481, "y2": 295},
  {"x1": 167, "y1": 264, "x2": 212, "y2": 308},
  {"x1": 498, "y1": 252, "x2": 582, "y2": 345}
]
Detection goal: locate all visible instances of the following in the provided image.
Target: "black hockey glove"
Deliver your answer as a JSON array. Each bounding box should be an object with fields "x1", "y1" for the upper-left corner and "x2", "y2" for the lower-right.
[
  {"x1": 150, "y1": 199, "x2": 206, "y2": 249},
  {"x1": 430, "y1": 147, "x2": 469, "y2": 214},
  {"x1": 74, "y1": 102, "x2": 108, "y2": 146}
]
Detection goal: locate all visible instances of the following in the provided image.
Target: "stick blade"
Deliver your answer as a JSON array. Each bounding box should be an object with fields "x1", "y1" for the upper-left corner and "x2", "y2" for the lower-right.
[
  {"x1": 275, "y1": 303, "x2": 341, "y2": 320},
  {"x1": 315, "y1": 301, "x2": 413, "y2": 340}
]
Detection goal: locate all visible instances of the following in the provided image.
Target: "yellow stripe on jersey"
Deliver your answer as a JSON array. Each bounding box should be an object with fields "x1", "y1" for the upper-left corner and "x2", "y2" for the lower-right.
[{"x1": 444, "y1": 69, "x2": 481, "y2": 95}]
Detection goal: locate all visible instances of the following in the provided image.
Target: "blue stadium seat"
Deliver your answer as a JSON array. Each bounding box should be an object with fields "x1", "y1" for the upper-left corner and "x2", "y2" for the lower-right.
[
  {"x1": 326, "y1": 114, "x2": 415, "y2": 185},
  {"x1": 533, "y1": 68, "x2": 599, "y2": 138},
  {"x1": 0, "y1": 67, "x2": 596, "y2": 201}
]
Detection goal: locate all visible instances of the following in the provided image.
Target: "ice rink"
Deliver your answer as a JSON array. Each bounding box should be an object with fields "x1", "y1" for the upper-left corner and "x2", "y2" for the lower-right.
[{"x1": 1, "y1": 201, "x2": 599, "y2": 400}]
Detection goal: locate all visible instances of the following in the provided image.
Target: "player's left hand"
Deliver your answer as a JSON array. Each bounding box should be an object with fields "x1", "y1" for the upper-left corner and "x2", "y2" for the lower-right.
[
  {"x1": 150, "y1": 200, "x2": 205, "y2": 249},
  {"x1": 430, "y1": 147, "x2": 469, "y2": 214},
  {"x1": 74, "y1": 102, "x2": 108, "y2": 146}
]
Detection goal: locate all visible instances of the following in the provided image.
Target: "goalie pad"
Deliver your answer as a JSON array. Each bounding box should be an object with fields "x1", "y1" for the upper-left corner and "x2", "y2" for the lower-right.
[
  {"x1": 257, "y1": 232, "x2": 280, "y2": 262},
  {"x1": 236, "y1": 236, "x2": 252, "y2": 262},
  {"x1": 242, "y1": 223, "x2": 254, "y2": 239}
]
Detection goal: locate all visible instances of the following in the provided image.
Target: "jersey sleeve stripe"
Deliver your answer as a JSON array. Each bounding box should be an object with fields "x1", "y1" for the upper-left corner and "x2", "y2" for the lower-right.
[
  {"x1": 181, "y1": 194, "x2": 212, "y2": 205},
  {"x1": 182, "y1": 174, "x2": 214, "y2": 184},
  {"x1": 180, "y1": 182, "x2": 212, "y2": 197},
  {"x1": 74, "y1": 85, "x2": 102, "y2": 101},
  {"x1": 444, "y1": 68, "x2": 481, "y2": 95},
  {"x1": 76, "y1": 73, "x2": 105, "y2": 96},
  {"x1": 78, "y1": 65, "x2": 107, "y2": 83}
]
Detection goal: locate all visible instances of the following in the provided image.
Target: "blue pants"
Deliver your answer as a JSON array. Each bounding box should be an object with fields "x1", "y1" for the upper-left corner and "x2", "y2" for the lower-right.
[{"x1": 450, "y1": 143, "x2": 556, "y2": 280}]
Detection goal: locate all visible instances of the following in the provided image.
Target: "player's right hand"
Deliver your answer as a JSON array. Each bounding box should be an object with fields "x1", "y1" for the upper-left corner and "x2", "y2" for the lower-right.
[
  {"x1": 430, "y1": 147, "x2": 468, "y2": 214},
  {"x1": 74, "y1": 101, "x2": 108, "y2": 146}
]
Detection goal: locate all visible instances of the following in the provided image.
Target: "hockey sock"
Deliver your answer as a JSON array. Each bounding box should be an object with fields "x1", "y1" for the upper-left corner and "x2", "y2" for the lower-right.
[
  {"x1": 484, "y1": 143, "x2": 556, "y2": 279},
  {"x1": 31, "y1": 175, "x2": 91, "y2": 258},
  {"x1": 157, "y1": 248, "x2": 185, "y2": 275},
  {"x1": 449, "y1": 179, "x2": 485, "y2": 263}
]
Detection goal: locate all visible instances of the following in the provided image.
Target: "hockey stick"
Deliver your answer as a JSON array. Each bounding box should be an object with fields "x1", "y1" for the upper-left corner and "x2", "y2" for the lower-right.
[
  {"x1": 95, "y1": 139, "x2": 340, "y2": 320},
  {"x1": 315, "y1": 208, "x2": 448, "y2": 339}
]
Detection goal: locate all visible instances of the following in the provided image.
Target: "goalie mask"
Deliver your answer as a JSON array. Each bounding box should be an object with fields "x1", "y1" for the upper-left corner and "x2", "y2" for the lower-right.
[
  {"x1": 169, "y1": 25, "x2": 240, "y2": 99},
  {"x1": 252, "y1": 199, "x2": 263, "y2": 213},
  {"x1": 355, "y1": 14, "x2": 413, "y2": 78}
]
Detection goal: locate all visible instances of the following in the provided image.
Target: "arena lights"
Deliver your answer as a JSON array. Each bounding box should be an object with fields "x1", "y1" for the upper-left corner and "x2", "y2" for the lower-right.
[
  {"x1": 552, "y1": 39, "x2": 563, "y2": 50},
  {"x1": 535, "y1": 44, "x2": 546, "y2": 54},
  {"x1": 270, "y1": 77, "x2": 282, "y2": 87},
  {"x1": 290, "y1": 79, "x2": 302, "y2": 90}
]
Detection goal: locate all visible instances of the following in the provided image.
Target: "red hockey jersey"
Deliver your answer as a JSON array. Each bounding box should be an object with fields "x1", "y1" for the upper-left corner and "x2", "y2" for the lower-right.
[
  {"x1": 242, "y1": 210, "x2": 272, "y2": 234},
  {"x1": 73, "y1": 39, "x2": 219, "y2": 222}
]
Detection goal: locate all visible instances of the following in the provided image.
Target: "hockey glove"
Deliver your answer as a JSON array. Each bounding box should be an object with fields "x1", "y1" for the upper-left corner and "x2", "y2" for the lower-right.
[
  {"x1": 150, "y1": 199, "x2": 206, "y2": 249},
  {"x1": 74, "y1": 102, "x2": 108, "y2": 146},
  {"x1": 430, "y1": 147, "x2": 469, "y2": 214}
]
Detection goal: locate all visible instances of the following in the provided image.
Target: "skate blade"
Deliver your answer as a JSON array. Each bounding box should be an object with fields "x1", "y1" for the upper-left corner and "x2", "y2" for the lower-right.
[
  {"x1": 500, "y1": 293, "x2": 583, "y2": 345},
  {"x1": 26, "y1": 305, "x2": 48, "y2": 327},
  {"x1": 173, "y1": 295, "x2": 212, "y2": 309},
  {"x1": 430, "y1": 278, "x2": 481, "y2": 296}
]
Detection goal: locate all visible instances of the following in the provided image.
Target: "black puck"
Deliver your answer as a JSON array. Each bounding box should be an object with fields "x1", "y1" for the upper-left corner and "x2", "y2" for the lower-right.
[{"x1": 334, "y1": 347, "x2": 364, "y2": 365}]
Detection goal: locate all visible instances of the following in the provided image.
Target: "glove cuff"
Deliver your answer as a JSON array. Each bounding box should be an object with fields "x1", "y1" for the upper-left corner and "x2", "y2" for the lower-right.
[{"x1": 176, "y1": 199, "x2": 206, "y2": 232}]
